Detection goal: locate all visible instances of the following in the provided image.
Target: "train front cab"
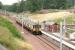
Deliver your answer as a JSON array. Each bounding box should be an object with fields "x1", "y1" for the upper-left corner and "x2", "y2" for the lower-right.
[{"x1": 32, "y1": 24, "x2": 42, "y2": 35}]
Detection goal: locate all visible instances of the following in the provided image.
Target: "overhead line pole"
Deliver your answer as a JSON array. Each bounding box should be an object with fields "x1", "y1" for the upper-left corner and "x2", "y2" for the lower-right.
[
  {"x1": 17, "y1": 0, "x2": 24, "y2": 34},
  {"x1": 21, "y1": 0, "x2": 27, "y2": 34},
  {"x1": 21, "y1": 0, "x2": 24, "y2": 34},
  {"x1": 60, "y1": 22, "x2": 63, "y2": 50}
]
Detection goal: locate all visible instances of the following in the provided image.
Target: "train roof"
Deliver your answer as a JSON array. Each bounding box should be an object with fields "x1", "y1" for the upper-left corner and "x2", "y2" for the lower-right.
[{"x1": 16, "y1": 16, "x2": 39, "y2": 25}]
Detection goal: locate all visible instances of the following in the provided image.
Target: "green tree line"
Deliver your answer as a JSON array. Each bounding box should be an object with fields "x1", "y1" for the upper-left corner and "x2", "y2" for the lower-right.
[{"x1": 0, "y1": 0, "x2": 74, "y2": 12}]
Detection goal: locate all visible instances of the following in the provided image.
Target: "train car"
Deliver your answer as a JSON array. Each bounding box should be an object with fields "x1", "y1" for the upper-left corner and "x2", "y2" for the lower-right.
[{"x1": 16, "y1": 16, "x2": 42, "y2": 35}]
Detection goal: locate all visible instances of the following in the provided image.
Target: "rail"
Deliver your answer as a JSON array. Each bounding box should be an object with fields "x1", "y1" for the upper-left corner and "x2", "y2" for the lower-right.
[{"x1": 41, "y1": 31, "x2": 75, "y2": 50}]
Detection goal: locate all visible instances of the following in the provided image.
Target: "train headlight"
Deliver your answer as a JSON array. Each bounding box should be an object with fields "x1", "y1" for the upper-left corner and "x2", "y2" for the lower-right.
[{"x1": 33, "y1": 29, "x2": 35, "y2": 31}]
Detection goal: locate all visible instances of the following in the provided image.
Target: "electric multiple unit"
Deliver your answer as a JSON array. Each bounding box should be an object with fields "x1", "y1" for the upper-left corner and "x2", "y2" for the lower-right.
[{"x1": 16, "y1": 16, "x2": 42, "y2": 35}]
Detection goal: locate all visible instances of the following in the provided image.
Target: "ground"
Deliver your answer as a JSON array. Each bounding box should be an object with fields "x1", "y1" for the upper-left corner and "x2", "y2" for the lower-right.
[{"x1": 0, "y1": 16, "x2": 34, "y2": 50}]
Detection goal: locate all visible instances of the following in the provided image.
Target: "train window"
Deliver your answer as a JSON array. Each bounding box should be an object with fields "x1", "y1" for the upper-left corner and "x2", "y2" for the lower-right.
[
  {"x1": 20, "y1": 17, "x2": 22, "y2": 19},
  {"x1": 33, "y1": 25, "x2": 41, "y2": 28}
]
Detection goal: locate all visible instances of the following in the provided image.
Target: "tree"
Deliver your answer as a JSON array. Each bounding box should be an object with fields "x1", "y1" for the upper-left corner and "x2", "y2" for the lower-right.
[
  {"x1": 0, "y1": 1, "x2": 3, "y2": 9},
  {"x1": 11, "y1": 3, "x2": 18, "y2": 12},
  {"x1": 27, "y1": 0, "x2": 42, "y2": 12},
  {"x1": 55, "y1": 0, "x2": 67, "y2": 9},
  {"x1": 43, "y1": 0, "x2": 69, "y2": 9},
  {"x1": 18, "y1": 0, "x2": 26, "y2": 12},
  {"x1": 2, "y1": 0, "x2": 73, "y2": 12}
]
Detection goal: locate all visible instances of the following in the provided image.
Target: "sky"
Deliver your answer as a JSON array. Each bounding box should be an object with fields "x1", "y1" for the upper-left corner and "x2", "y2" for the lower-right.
[{"x1": 0, "y1": 0, "x2": 18, "y2": 5}]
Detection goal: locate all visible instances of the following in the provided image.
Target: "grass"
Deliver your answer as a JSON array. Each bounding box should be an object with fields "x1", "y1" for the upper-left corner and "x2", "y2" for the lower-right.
[
  {"x1": 0, "y1": 26, "x2": 16, "y2": 50},
  {"x1": 55, "y1": 15, "x2": 75, "y2": 34},
  {"x1": 0, "y1": 26, "x2": 34, "y2": 50},
  {"x1": 0, "y1": 16, "x2": 34, "y2": 50},
  {"x1": 67, "y1": 29, "x2": 75, "y2": 33},
  {"x1": 23, "y1": 11, "x2": 73, "y2": 23},
  {"x1": 0, "y1": 16, "x2": 22, "y2": 39},
  {"x1": 55, "y1": 15, "x2": 75, "y2": 24}
]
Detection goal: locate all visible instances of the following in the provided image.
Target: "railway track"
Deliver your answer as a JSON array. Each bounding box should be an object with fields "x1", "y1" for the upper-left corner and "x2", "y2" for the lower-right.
[
  {"x1": 39, "y1": 34, "x2": 71, "y2": 50},
  {"x1": 17, "y1": 22, "x2": 60, "y2": 50},
  {"x1": 39, "y1": 34, "x2": 60, "y2": 47},
  {"x1": 16, "y1": 20, "x2": 59, "y2": 50},
  {"x1": 36, "y1": 35, "x2": 59, "y2": 50}
]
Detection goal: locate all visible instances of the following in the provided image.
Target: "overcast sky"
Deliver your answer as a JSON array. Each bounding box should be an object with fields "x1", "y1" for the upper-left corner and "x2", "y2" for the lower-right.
[{"x1": 0, "y1": 0, "x2": 18, "y2": 5}]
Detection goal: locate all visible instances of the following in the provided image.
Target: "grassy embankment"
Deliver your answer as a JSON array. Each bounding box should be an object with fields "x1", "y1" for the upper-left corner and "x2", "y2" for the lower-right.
[
  {"x1": 55, "y1": 15, "x2": 75, "y2": 24},
  {"x1": 55, "y1": 15, "x2": 75, "y2": 31},
  {"x1": 0, "y1": 16, "x2": 34, "y2": 50}
]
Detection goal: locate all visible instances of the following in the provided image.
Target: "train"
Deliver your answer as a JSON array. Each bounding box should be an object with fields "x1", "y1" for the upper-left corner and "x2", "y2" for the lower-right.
[{"x1": 16, "y1": 16, "x2": 42, "y2": 35}]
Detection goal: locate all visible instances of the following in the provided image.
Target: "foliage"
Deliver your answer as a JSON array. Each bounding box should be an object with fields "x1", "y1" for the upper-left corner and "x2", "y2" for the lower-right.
[
  {"x1": 0, "y1": 16, "x2": 34, "y2": 50},
  {"x1": 55, "y1": 15, "x2": 75, "y2": 24},
  {"x1": 0, "y1": 16, "x2": 23, "y2": 39},
  {"x1": 11, "y1": 3, "x2": 18, "y2": 12},
  {"x1": 26, "y1": 0, "x2": 42, "y2": 12},
  {"x1": 0, "y1": 26, "x2": 34, "y2": 50},
  {"x1": 10, "y1": 0, "x2": 26, "y2": 13},
  {"x1": 1, "y1": 0, "x2": 74, "y2": 12},
  {"x1": 67, "y1": 29, "x2": 75, "y2": 33},
  {"x1": 18, "y1": 0, "x2": 26, "y2": 12},
  {"x1": 26, "y1": 0, "x2": 71, "y2": 12},
  {"x1": 0, "y1": 1, "x2": 3, "y2": 9},
  {"x1": 0, "y1": 26, "x2": 17, "y2": 50}
]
